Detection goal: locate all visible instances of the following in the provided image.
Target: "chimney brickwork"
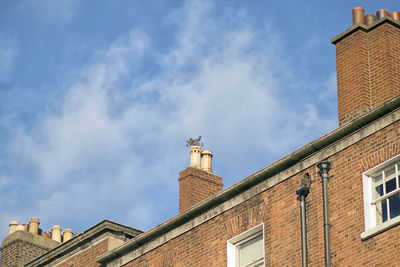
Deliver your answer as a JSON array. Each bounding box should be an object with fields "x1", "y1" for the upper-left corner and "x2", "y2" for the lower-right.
[
  {"x1": 179, "y1": 145, "x2": 222, "y2": 213},
  {"x1": 179, "y1": 167, "x2": 223, "y2": 213},
  {"x1": 0, "y1": 230, "x2": 60, "y2": 267},
  {"x1": 333, "y1": 9, "x2": 400, "y2": 125}
]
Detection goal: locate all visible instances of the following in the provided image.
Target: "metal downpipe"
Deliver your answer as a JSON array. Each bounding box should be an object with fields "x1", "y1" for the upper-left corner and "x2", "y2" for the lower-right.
[
  {"x1": 318, "y1": 160, "x2": 332, "y2": 267},
  {"x1": 296, "y1": 174, "x2": 311, "y2": 267}
]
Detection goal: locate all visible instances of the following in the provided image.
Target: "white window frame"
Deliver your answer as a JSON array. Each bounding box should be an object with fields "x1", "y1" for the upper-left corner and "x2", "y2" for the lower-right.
[
  {"x1": 227, "y1": 224, "x2": 265, "y2": 267},
  {"x1": 362, "y1": 154, "x2": 400, "y2": 240}
]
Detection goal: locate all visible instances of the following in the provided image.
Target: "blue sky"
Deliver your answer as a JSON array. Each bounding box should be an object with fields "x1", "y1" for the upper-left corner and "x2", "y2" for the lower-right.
[{"x1": 0, "y1": 0, "x2": 398, "y2": 239}]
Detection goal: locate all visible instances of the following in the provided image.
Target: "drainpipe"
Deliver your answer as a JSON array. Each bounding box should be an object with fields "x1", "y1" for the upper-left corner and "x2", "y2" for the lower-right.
[
  {"x1": 317, "y1": 160, "x2": 332, "y2": 267},
  {"x1": 296, "y1": 174, "x2": 311, "y2": 267}
]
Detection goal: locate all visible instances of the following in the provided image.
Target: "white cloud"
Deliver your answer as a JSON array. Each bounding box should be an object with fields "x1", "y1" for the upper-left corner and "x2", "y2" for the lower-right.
[{"x1": 6, "y1": 0, "x2": 337, "y2": 236}]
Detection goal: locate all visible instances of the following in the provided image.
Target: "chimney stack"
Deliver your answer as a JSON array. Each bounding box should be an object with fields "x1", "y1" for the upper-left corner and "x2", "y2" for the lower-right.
[
  {"x1": 333, "y1": 7, "x2": 400, "y2": 125},
  {"x1": 179, "y1": 145, "x2": 223, "y2": 213}
]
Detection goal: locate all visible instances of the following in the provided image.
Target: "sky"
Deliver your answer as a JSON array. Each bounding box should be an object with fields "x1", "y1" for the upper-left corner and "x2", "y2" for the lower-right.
[{"x1": 0, "y1": 0, "x2": 398, "y2": 240}]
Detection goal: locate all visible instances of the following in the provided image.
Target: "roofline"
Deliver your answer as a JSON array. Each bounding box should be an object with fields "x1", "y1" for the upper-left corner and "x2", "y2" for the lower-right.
[
  {"x1": 98, "y1": 95, "x2": 400, "y2": 264},
  {"x1": 26, "y1": 220, "x2": 143, "y2": 267},
  {"x1": 331, "y1": 16, "x2": 400, "y2": 44}
]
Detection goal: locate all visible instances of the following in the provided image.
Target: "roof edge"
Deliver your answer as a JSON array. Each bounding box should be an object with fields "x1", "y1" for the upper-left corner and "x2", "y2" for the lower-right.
[
  {"x1": 98, "y1": 94, "x2": 400, "y2": 264},
  {"x1": 26, "y1": 220, "x2": 143, "y2": 267}
]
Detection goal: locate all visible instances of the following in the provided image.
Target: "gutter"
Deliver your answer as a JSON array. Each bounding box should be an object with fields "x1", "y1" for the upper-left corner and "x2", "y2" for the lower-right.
[{"x1": 98, "y1": 95, "x2": 400, "y2": 265}]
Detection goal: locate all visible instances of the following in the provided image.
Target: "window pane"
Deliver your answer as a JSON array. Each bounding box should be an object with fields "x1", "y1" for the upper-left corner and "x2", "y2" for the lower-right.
[
  {"x1": 376, "y1": 201, "x2": 383, "y2": 225},
  {"x1": 373, "y1": 173, "x2": 383, "y2": 185},
  {"x1": 385, "y1": 178, "x2": 397, "y2": 194},
  {"x1": 238, "y1": 234, "x2": 263, "y2": 266},
  {"x1": 382, "y1": 199, "x2": 388, "y2": 222},
  {"x1": 385, "y1": 166, "x2": 396, "y2": 180},
  {"x1": 374, "y1": 184, "x2": 384, "y2": 199},
  {"x1": 389, "y1": 194, "x2": 400, "y2": 219}
]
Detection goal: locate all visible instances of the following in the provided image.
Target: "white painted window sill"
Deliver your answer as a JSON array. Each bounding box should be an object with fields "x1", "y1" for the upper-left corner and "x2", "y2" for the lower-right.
[{"x1": 361, "y1": 216, "x2": 400, "y2": 240}]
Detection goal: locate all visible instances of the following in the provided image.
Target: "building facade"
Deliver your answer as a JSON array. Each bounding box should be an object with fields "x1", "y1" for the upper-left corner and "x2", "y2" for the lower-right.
[{"x1": 2, "y1": 6, "x2": 400, "y2": 267}]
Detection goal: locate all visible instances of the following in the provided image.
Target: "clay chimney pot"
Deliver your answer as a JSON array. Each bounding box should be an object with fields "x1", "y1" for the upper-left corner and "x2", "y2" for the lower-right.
[
  {"x1": 376, "y1": 9, "x2": 389, "y2": 20},
  {"x1": 28, "y1": 217, "x2": 40, "y2": 235},
  {"x1": 63, "y1": 228, "x2": 73, "y2": 242},
  {"x1": 42, "y1": 231, "x2": 51, "y2": 239},
  {"x1": 15, "y1": 225, "x2": 25, "y2": 232},
  {"x1": 189, "y1": 145, "x2": 202, "y2": 168},
  {"x1": 201, "y1": 150, "x2": 213, "y2": 172},
  {"x1": 352, "y1": 7, "x2": 365, "y2": 25},
  {"x1": 365, "y1": 14, "x2": 376, "y2": 25},
  {"x1": 390, "y1": 12, "x2": 400, "y2": 21},
  {"x1": 51, "y1": 225, "x2": 62, "y2": 242},
  {"x1": 9, "y1": 221, "x2": 18, "y2": 235}
]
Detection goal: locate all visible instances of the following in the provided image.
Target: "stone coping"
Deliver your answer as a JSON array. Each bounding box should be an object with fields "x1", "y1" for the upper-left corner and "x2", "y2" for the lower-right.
[
  {"x1": 25, "y1": 220, "x2": 142, "y2": 267},
  {"x1": 98, "y1": 94, "x2": 400, "y2": 265},
  {"x1": 1, "y1": 230, "x2": 60, "y2": 251},
  {"x1": 331, "y1": 16, "x2": 400, "y2": 44}
]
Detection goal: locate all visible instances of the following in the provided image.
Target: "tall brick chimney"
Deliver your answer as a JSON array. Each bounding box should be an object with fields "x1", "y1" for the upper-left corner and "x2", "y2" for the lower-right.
[
  {"x1": 179, "y1": 146, "x2": 223, "y2": 213},
  {"x1": 332, "y1": 7, "x2": 400, "y2": 125}
]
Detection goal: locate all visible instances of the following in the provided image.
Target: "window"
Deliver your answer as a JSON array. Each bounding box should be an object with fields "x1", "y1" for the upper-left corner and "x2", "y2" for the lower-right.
[
  {"x1": 227, "y1": 224, "x2": 264, "y2": 267},
  {"x1": 362, "y1": 155, "x2": 400, "y2": 239}
]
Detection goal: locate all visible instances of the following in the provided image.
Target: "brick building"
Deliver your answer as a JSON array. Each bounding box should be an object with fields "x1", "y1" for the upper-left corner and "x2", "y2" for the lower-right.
[
  {"x1": 2, "y1": 6, "x2": 400, "y2": 266},
  {"x1": 1, "y1": 220, "x2": 142, "y2": 267}
]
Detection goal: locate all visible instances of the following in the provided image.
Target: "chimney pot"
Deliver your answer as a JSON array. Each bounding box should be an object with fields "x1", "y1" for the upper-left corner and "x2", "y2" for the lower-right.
[
  {"x1": 365, "y1": 14, "x2": 376, "y2": 25},
  {"x1": 390, "y1": 11, "x2": 400, "y2": 21},
  {"x1": 28, "y1": 217, "x2": 40, "y2": 235},
  {"x1": 63, "y1": 228, "x2": 73, "y2": 242},
  {"x1": 201, "y1": 150, "x2": 213, "y2": 172},
  {"x1": 15, "y1": 225, "x2": 25, "y2": 232},
  {"x1": 189, "y1": 145, "x2": 202, "y2": 168},
  {"x1": 352, "y1": 7, "x2": 365, "y2": 25},
  {"x1": 42, "y1": 231, "x2": 51, "y2": 239},
  {"x1": 9, "y1": 221, "x2": 18, "y2": 235},
  {"x1": 51, "y1": 225, "x2": 62, "y2": 242},
  {"x1": 376, "y1": 9, "x2": 389, "y2": 20}
]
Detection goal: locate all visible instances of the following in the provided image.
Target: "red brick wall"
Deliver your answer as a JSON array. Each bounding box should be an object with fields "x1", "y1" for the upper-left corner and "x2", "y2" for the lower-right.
[
  {"x1": 56, "y1": 239, "x2": 108, "y2": 267},
  {"x1": 327, "y1": 121, "x2": 400, "y2": 266},
  {"x1": 122, "y1": 120, "x2": 400, "y2": 266},
  {"x1": 336, "y1": 21, "x2": 400, "y2": 125},
  {"x1": 179, "y1": 167, "x2": 223, "y2": 213}
]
